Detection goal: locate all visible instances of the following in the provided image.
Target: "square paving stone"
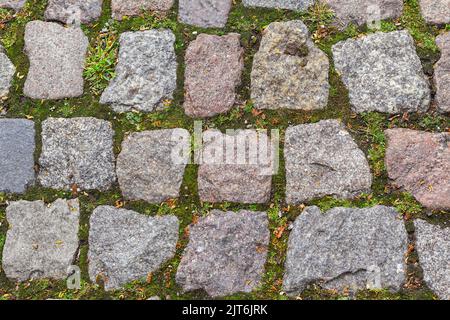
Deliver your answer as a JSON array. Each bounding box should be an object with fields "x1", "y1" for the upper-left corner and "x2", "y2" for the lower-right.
[
  {"x1": 179, "y1": 0, "x2": 232, "y2": 28},
  {"x1": 243, "y1": 0, "x2": 313, "y2": 10},
  {"x1": 198, "y1": 129, "x2": 274, "y2": 204},
  {"x1": 116, "y1": 129, "x2": 190, "y2": 203},
  {"x1": 385, "y1": 128, "x2": 450, "y2": 210},
  {"x1": 45, "y1": 0, "x2": 103, "y2": 24},
  {"x1": 419, "y1": 0, "x2": 450, "y2": 25},
  {"x1": 251, "y1": 20, "x2": 330, "y2": 111},
  {"x1": 283, "y1": 206, "x2": 408, "y2": 296},
  {"x1": 322, "y1": 0, "x2": 403, "y2": 29},
  {"x1": 435, "y1": 32, "x2": 450, "y2": 113},
  {"x1": 100, "y1": 29, "x2": 177, "y2": 113},
  {"x1": 88, "y1": 206, "x2": 179, "y2": 290},
  {"x1": 0, "y1": 0, "x2": 26, "y2": 10},
  {"x1": 184, "y1": 33, "x2": 244, "y2": 118},
  {"x1": 23, "y1": 21, "x2": 88, "y2": 100},
  {"x1": 111, "y1": 0, "x2": 174, "y2": 20},
  {"x1": 38, "y1": 117, "x2": 116, "y2": 191},
  {"x1": 0, "y1": 44, "x2": 15, "y2": 99},
  {"x1": 176, "y1": 210, "x2": 270, "y2": 297},
  {"x1": 2, "y1": 198, "x2": 80, "y2": 281},
  {"x1": 285, "y1": 120, "x2": 372, "y2": 204},
  {"x1": 332, "y1": 31, "x2": 430, "y2": 114},
  {"x1": 414, "y1": 220, "x2": 450, "y2": 300},
  {"x1": 0, "y1": 119, "x2": 35, "y2": 194}
]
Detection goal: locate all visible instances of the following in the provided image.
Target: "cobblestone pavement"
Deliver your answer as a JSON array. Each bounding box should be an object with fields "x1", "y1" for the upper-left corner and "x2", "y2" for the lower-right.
[{"x1": 0, "y1": 0, "x2": 448, "y2": 300}]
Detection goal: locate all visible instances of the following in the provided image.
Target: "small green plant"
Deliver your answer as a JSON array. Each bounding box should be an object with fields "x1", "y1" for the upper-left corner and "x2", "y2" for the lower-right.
[
  {"x1": 84, "y1": 30, "x2": 119, "y2": 95},
  {"x1": 361, "y1": 112, "x2": 387, "y2": 177}
]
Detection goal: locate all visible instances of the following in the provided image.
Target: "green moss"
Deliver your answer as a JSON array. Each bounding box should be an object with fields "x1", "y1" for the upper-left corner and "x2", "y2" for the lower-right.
[{"x1": 0, "y1": 0, "x2": 448, "y2": 300}]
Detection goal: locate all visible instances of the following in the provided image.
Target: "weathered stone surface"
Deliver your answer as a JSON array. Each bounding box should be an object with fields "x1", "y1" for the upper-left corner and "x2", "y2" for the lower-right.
[
  {"x1": 251, "y1": 20, "x2": 329, "y2": 111},
  {"x1": 283, "y1": 206, "x2": 408, "y2": 296},
  {"x1": 23, "y1": 21, "x2": 87, "y2": 100},
  {"x1": 414, "y1": 220, "x2": 450, "y2": 300},
  {"x1": 323, "y1": 0, "x2": 403, "y2": 29},
  {"x1": 385, "y1": 129, "x2": 450, "y2": 210},
  {"x1": 0, "y1": 119, "x2": 35, "y2": 194},
  {"x1": 243, "y1": 0, "x2": 313, "y2": 10},
  {"x1": 45, "y1": 0, "x2": 103, "y2": 24},
  {"x1": 285, "y1": 120, "x2": 372, "y2": 204},
  {"x1": 117, "y1": 129, "x2": 190, "y2": 203},
  {"x1": 100, "y1": 30, "x2": 177, "y2": 113},
  {"x1": 38, "y1": 117, "x2": 116, "y2": 191},
  {"x1": 0, "y1": 44, "x2": 15, "y2": 99},
  {"x1": 419, "y1": 0, "x2": 450, "y2": 25},
  {"x1": 0, "y1": 0, "x2": 26, "y2": 10},
  {"x1": 333, "y1": 31, "x2": 430, "y2": 114},
  {"x1": 198, "y1": 130, "x2": 274, "y2": 204},
  {"x1": 435, "y1": 32, "x2": 450, "y2": 113},
  {"x1": 184, "y1": 33, "x2": 244, "y2": 118},
  {"x1": 88, "y1": 206, "x2": 179, "y2": 290},
  {"x1": 179, "y1": 0, "x2": 232, "y2": 28},
  {"x1": 176, "y1": 210, "x2": 269, "y2": 297},
  {"x1": 111, "y1": 0, "x2": 174, "y2": 20},
  {"x1": 2, "y1": 198, "x2": 80, "y2": 281}
]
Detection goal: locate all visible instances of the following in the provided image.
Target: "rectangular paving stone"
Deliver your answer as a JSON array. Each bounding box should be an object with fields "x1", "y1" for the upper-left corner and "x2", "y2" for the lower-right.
[
  {"x1": 435, "y1": 32, "x2": 450, "y2": 113},
  {"x1": 419, "y1": 0, "x2": 450, "y2": 25},
  {"x1": 100, "y1": 29, "x2": 177, "y2": 113},
  {"x1": 23, "y1": 21, "x2": 88, "y2": 100},
  {"x1": 0, "y1": 0, "x2": 26, "y2": 10},
  {"x1": 385, "y1": 128, "x2": 450, "y2": 210},
  {"x1": 111, "y1": 0, "x2": 174, "y2": 20},
  {"x1": 322, "y1": 0, "x2": 403, "y2": 29},
  {"x1": 38, "y1": 117, "x2": 116, "y2": 191},
  {"x1": 0, "y1": 119, "x2": 35, "y2": 194},
  {"x1": 198, "y1": 129, "x2": 274, "y2": 204},
  {"x1": 2, "y1": 198, "x2": 80, "y2": 281},
  {"x1": 179, "y1": 0, "x2": 232, "y2": 28},
  {"x1": 45, "y1": 0, "x2": 103, "y2": 24},
  {"x1": 184, "y1": 33, "x2": 244, "y2": 118},
  {"x1": 243, "y1": 0, "x2": 313, "y2": 10},
  {"x1": 285, "y1": 120, "x2": 372, "y2": 204},
  {"x1": 88, "y1": 206, "x2": 179, "y2": 290},
  {"x1": 176, "y1": 210, "x2": 269, "y2": 297},
  {"x1": 0, "y1": 44, "x2": 15, "y2": 99},
  {"x1": 116, "y1": 129, "x2": 190, "y2": 203},
  {"x1": 283, "y1": 206, "x2": 408, "y2": 296},
  {"x1": 332, "y1": 31, "x2": 430, "y2": 114}
]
